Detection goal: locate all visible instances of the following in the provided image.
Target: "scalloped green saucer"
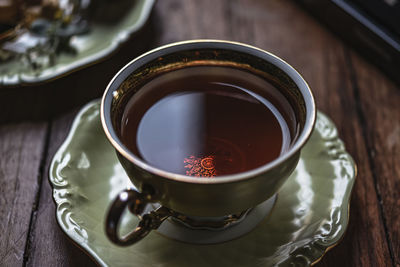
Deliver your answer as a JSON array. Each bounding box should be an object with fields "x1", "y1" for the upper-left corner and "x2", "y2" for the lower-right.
[{"x1": 49, "y1": 100, "x2": 356, "y2": 266}]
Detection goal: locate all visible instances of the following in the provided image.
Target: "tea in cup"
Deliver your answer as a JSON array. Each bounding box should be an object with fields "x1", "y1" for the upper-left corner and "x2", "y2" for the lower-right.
[{"x1": 101, "y1": 40, "x2": 316, "y2": 245}]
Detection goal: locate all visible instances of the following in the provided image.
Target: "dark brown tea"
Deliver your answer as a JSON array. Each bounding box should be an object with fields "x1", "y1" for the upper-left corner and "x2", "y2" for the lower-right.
[{"x1": 120, "y1": 66, "x2": 296, "y2": 177}]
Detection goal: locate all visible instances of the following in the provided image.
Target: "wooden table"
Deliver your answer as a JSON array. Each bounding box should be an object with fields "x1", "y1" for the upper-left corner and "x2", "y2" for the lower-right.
[{"x1": 1, "y1": 1, "x2": 399, "y2": 266}]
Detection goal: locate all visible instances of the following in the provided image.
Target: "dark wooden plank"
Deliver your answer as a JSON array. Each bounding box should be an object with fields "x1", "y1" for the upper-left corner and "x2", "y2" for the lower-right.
[
  {"x1": 348, "y1": 52, "x2": 400, "y2": 266},
  {"x1": 153, "y1": 0, "x2": 231, "y2": 43},
  {"x1": 314, "y1": 47, "x2": 394, "y2": 266},
  {"x1": 25, "y1": 110, "x2": 96, "y2": 267},
  {"x1": 0, "y1": 122, "x2": 47, "y2": 266}
]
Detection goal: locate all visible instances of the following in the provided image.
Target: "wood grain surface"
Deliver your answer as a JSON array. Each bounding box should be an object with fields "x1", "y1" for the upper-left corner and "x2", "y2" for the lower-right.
[
  {"x1": 349, "y1": 53, "x2": 400, "y2": 266},
  {"x1": 0, "y1": 0, "x2": 399, "y2": 266},
  {"x1": 0, "y1": 123, "x2": 47, "y2": 266},
  {"x1": 24, "y1": 109, "x2": 96, "y2": 267}
]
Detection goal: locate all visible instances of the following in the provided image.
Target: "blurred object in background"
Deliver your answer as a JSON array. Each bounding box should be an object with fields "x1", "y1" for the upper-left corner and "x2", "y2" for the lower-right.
[
  {"x1": 0, "y1": 0, "x2": 156, "y2": 123},
  {"x1": 0, "y1": 0, "x2": 92, "y2": 69},
  {"x1": 0, "y1": 0, "x2": 155, "y2": 87},
  {"x1": 297, "y1": 0, "x2": 400, "y2": 85},
  {"x1": 352, "y1": 0, "x2": 400, "y2": 36}
]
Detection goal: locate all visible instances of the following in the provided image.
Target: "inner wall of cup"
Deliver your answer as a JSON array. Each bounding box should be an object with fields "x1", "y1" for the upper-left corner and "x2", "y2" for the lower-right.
[{"x1": 110, "y1": 49, "x2": 307, "y2": 150}]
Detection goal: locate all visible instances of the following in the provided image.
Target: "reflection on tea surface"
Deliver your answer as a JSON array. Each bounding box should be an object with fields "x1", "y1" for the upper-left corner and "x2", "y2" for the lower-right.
[{"x1": 121, "y1": 66, "x2": 294, "y2": 176}]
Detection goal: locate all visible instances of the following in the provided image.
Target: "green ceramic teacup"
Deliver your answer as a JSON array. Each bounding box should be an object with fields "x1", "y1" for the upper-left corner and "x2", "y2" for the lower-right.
[{"x1": 100, "y1": 40, "x2": 316, "y2": 246}]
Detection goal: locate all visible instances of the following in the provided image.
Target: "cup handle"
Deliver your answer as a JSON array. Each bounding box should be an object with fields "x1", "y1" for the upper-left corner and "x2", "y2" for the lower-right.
[{"x1": 105, "y1": 188, "x2": 172, "y2": 246}]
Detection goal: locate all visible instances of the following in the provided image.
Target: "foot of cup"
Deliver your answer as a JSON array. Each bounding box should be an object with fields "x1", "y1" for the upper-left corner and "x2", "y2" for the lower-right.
[{"x1": 156, "y1": 194, "x2": 277, "y2": 244}]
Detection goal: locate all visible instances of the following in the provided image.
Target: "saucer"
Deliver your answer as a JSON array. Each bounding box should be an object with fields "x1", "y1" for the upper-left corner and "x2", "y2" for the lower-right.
[
  {"x1": 49, "y1": 100, "x2": 356, "y2": 266},
  {"x1": 0, "y1": 0, "x2": 155, "y2": 86}
]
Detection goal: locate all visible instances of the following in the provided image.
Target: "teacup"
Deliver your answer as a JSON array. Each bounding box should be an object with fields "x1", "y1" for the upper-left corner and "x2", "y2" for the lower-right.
[{"x1": 101, "y1": 40, "x2": 316, "y2": 246}]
